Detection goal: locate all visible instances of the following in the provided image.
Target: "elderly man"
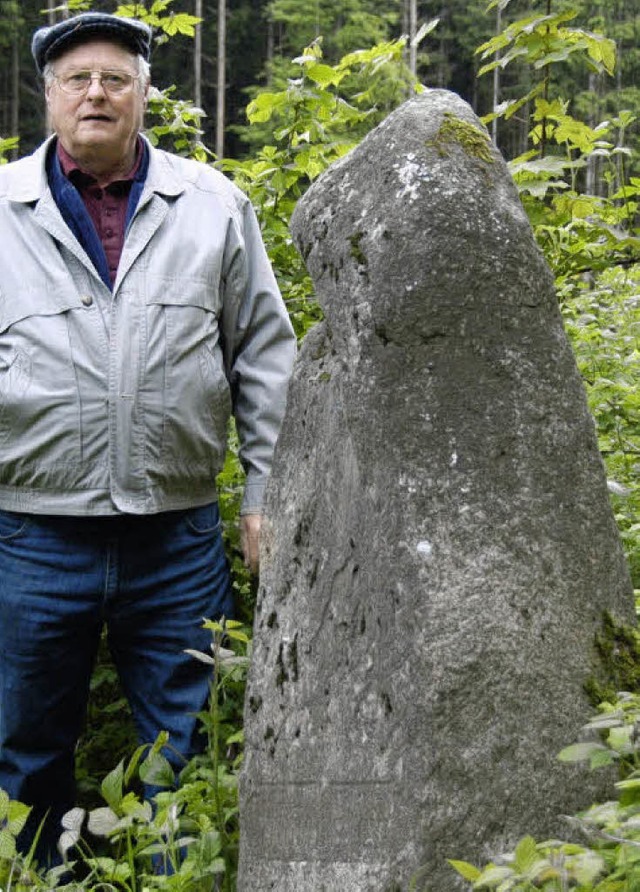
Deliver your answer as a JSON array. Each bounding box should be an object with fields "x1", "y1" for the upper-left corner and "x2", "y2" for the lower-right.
[{"x1": 0, "y1": 12, "x2": 295, "y2": 860}]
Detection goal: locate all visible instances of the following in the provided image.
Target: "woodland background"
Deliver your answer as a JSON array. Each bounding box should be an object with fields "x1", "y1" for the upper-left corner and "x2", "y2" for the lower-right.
[
  {"x1": 0, "y1": 0, "x2": 638, "y2": 166},
  {"x1": 0, "y1": 1, "x2": 639, "y2": 889}
]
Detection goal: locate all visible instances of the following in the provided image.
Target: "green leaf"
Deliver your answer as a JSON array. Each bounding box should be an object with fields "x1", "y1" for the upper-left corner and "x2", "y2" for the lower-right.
[
  {"x1": 615, "y1": 776, "x2": 640, "y2": 790},
  {"x1": 590, "y1": 748, "x2": 616, "y2": 769},
  {"x1": 225, "y1": 628, "x2": 250, "y2": 644},
  {"x1": 305, "y1": 63, "x2": 345, "y2": 88},
  {"x1": 87, "y1": 806, "x2": 120, "y2": 838},
  {"x1": 514, "y1": 835, "x2": 539, "y2": 872},
  {"x1": 448, "y1": 859, "x2": 482, "y2": 881},
  {"x1": 557, "y1": 742, "x2": 609, "y2": 762},
  {"x1": 101, "y1": 760, "x2": 125, "y2": 812},
  {"x1": 5, "y1": 799, "x2": 31, "y2": 836},
  {"x1": 247, "y1": 92, "x2": 287, "y2": 124},
  {"x1": 608, "y1": 725, "x2": 635, "y2": 753},
  {"x1": 139, "y1": 751, "x2": 176, "y2": 788},
  {"x1": 0, "y1": 828, "x2": 16, "y2": 859},
  {"x1": 474, "y1": 864, "x2": 513, "y2": 884}
]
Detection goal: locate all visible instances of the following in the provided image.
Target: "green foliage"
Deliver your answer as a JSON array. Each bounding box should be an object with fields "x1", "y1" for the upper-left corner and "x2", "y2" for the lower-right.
[
  {"x1": 0, "y1": 0, "x2": 21, "y2": 49},
  {"x1": 450, "y1": 691, "x2": 640, "y2": 890},
  {"x1": 75, "y1": 636, "x2": 138, "y2": 807},
  {"x1": 0, "y1": 618, "x2": 250, "y2": 891},
  {"x1": 477, "y1": 8, "x2": 616, "y2": 81},
  {"x1": 114, "y1": 1, "x2": 200, "y2": 38},
  {"x1": 235, "y1": 28, "x2": 413, "y2": 152},
  {"x1": 0, "y1": 3, "x2": 638, "y2": 890},
  {"x1": 265, "y1": 0, "x2": 399, "y2": 65},
  {"x1": 221, "y1": 37, "x2": 413, "y2": 338},
  {"x1": 585, "y1": 610, "x2": 640, "y2": 706},
  {"x1": 216, "y1": 422, "x2": 258, "y2": 624},
  {"x1": 0, "y1": 136, "x2": 19, "y2": 162},
  {"x1": 562, "y1": 267, "x2": 640, "y2": 589},
  {"x1": 144, "y1": 85, "x2": 210, "y2": 159},
  {"x1": 477, "y1": 2, "x2": 639, "y2": 286}
]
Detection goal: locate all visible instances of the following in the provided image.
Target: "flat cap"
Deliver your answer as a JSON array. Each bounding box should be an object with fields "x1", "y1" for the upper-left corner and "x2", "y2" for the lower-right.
[{"x1": 32, "y1": 12, "x2": 152, "y2": 75}]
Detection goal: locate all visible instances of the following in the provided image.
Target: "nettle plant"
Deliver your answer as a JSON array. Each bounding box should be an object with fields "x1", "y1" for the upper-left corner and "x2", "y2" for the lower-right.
[{"x1": 0, "y1": 619, "x2": 250, "y2": 892}]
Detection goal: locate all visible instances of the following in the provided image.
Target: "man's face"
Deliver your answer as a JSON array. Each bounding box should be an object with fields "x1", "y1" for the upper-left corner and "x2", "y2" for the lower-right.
[{"x1": 45, "y1": 39, "x2": 148, "y2": 175}]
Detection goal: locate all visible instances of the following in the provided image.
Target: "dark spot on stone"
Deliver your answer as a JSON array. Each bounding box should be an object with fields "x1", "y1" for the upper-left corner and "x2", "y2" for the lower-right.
[
  {"x1": 289, "y1": 635, "x2": 299, "y2": 682},
  {"x1": 275, "y1": 643, "x2": 288, "y2": 688},
  {"x1": 250, "y1": 695, "x2": 263, "y2": 714}
]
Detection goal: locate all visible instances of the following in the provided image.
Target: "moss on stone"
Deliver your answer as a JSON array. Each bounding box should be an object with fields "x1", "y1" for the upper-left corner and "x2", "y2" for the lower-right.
[
  {"x1": 427, "y1": 112, "x2": 495, "y2": 164},
  {"x1": 586, "y1": 611, "x2": 640, "y2": 705},
  {"x1": 349, "y1": 231, "x2": 367, "y2": 266}
]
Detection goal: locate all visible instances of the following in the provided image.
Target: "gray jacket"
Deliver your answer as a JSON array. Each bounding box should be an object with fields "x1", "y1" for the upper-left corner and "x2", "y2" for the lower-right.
[{"x1": 0, "y1": 137, "x2": 296, "y2": 515}]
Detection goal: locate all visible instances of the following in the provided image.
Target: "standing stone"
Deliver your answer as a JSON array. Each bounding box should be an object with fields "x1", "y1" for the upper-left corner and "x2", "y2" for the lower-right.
[{"x1": 238, "y1": 89, "x2": 634, "y2": 892}]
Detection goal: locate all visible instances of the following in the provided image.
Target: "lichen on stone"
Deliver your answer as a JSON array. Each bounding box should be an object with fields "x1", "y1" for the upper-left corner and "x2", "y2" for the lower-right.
[{"x1": 427, "y1": 112, "x2": 495, "y2": 164}]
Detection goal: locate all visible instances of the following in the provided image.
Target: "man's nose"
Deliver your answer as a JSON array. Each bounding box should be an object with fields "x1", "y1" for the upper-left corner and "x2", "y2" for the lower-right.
[{"x1": 85, "y1": 74, "x2": 107, "y2": 98}]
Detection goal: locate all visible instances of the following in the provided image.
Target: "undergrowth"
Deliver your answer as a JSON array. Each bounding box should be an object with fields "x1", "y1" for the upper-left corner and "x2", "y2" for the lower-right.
[{"x1": 0, "y1": 619, "x2": 250, "y2": 892}]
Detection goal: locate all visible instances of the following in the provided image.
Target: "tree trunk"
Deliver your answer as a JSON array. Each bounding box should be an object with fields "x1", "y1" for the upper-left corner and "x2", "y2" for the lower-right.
[
  {"x1": 585, "y1": 71, "x2": 598, "y2": 195},
  {"x1": 266, "y1": 16, "x2": 274, "y2": 87},
  {"x1": 10, "y1": 28, "x2": 18, "y2": 159},
  {"x1": 194, "y1": 0, "x2": 202, "y2": 110},
  {"x1": 408, "y1": 0, "x2": 417, "y2": 79},
  {"x1": 216, "y1": 0, "x2": 226, "y2": 158},
  {"x1": 491, "y1": 5, "x2": 501, "y2": 144}
]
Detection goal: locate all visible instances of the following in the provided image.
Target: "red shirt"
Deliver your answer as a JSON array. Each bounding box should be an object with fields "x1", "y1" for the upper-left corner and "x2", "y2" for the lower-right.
[{"x1": 57, "y1": 140, "x2": 143, "y2": 284}]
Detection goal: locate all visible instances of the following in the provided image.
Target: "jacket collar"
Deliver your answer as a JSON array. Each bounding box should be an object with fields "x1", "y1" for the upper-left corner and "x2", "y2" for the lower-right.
[
  {"x1": 2, "y1": 137, "x2": 53, "y2": 203},
  {"x1": 4, "y1": 133, "x2": 186, "y2": 204},
  {"x1": 142, "y1": 135, "x2": 186, "y2": 199}
]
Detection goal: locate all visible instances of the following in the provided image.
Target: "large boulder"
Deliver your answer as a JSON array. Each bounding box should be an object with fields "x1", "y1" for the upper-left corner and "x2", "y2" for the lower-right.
[{"x1": 237, "y1": 89, "x2": 634, "y2": 891}]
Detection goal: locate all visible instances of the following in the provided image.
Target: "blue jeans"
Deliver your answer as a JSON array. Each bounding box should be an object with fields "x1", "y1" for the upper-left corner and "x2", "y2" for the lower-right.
[{"x1": 0, "y1": 503, "x2": 233, "y2": 864}]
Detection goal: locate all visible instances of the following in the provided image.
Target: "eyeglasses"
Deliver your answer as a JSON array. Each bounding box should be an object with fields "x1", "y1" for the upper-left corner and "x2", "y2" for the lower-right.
[{"x1": 54, "y1": 69, "x2": 140, "y2": 96}]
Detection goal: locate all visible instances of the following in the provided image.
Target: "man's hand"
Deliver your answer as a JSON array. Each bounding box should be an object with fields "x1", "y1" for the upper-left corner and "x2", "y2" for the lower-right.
[{"x1": 240, "y1": 513, "x2": 262, "y2": 576}]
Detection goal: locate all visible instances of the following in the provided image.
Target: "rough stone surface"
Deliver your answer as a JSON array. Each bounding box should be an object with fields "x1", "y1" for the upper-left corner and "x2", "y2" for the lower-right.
[{"x1": 237, "y1": 90, "x2": 635, "y2": 892}]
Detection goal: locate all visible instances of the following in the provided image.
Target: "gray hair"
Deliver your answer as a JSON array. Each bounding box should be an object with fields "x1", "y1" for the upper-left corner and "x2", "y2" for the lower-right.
[{"x1": 43, "y1": 53, "x2": 151, "y2": 92}]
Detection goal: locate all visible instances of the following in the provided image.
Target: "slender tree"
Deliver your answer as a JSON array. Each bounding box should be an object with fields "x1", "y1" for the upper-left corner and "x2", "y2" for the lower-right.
[
  {"x1": 491, "y1": 3, "x2": 501, "y2": 145},
  {"x1": 408, "y1": 0, "x2": 417, "y2": 78},
  {"x1": 10, "y1": 23, "x2": 18, "y2": 157},
  {"x1": 216, "y1": 0, "x2": 226, "y2": 158},
  {"x1": 194, "y1": 0, "x2": 202, "y2": 108}
]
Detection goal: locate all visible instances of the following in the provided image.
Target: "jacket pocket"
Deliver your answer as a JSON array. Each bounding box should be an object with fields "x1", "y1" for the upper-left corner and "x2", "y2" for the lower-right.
[
  {"x1": 141, "y1": 281, "x2": 231, "y2": 474},
  {"x1": 0, "y1": 285, "x2": 82, "y2": 465}
]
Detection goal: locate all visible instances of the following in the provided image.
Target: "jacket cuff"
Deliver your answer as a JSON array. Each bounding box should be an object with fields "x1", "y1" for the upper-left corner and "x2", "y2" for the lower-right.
[{"x1": 240, "y1": 478, "x2": 266, "y2": 515}]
